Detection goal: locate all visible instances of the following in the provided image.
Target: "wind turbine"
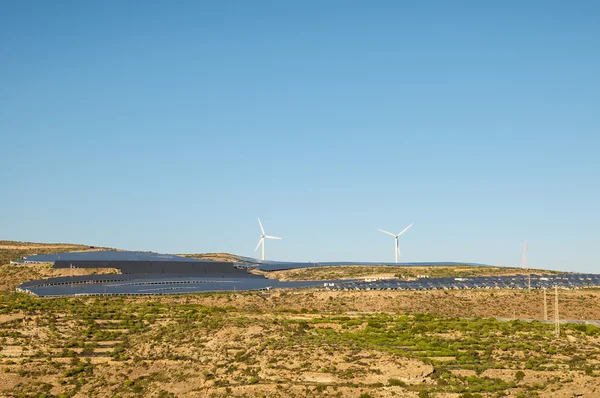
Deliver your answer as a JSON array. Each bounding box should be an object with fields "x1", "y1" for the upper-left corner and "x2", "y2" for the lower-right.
[
  {"x1": 255, "y1": 218, "x2": 282, "y2": 261},
  {"x1": 377, "y1": 223, "x2": 414, "y2": 263}
]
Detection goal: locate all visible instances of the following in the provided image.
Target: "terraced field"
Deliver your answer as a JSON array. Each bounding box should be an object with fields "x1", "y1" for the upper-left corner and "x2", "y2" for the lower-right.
[{"x1": 1, "y1": 292, "x2": 600, "y2": 397}]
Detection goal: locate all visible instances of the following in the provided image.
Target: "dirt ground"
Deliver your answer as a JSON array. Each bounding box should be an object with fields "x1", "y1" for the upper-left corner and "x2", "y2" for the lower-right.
[{"x1": 151, "y1": 288, "x2": 600, "y2": 321}]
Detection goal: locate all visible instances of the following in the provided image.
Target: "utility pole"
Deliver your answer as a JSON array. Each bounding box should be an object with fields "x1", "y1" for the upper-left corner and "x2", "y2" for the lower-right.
[
  {"x1": 554, "y1": 286, "x2": 560, "y2": 337},
  {"x1": 543, "y1": 288, "x2": 548, "y2": 321}
]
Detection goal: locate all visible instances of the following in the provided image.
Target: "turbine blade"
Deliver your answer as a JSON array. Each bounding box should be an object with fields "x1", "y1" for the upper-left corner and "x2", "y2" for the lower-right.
[
  {"x1": 397, "y1": 223, "x2": 414, "y2": 236},
  {"x1": 377, "y1": 229, "x2": 396, "y2": 237},
  {"x1": 257, "y1": 217, "x2": 265, "y2": 234},
  {"x1": 254, "y1": 238, "x2": 262, "y2": 252},
  {"x1": 265, "y1": 235, "x2": 282, "y2": 240}
]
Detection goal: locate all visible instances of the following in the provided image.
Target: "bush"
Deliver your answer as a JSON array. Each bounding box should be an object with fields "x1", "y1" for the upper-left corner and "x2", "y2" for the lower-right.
[
  {"x1": 388, "y1": 378, "x2": 406, "y2": 387},
  {"x1": 515, "y1": 370, "x2": 525, "y2": 382}
]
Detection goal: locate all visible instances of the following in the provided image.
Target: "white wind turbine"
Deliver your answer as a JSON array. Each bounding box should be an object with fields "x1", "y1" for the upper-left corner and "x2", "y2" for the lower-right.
[
  {"x1": 255, "y1": 218, "x2": 282, "y2": 261},
  {"x1": 377, "y1": 223, "x2": 414, "y2": 263}
]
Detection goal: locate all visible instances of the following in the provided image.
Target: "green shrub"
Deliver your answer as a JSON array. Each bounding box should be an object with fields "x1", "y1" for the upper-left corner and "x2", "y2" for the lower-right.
[
  {"x1": 515, "y1": 370, "x2": 525, "y2": 382},
  {"x1": 388, "y1": 378, "x2": 406, "y2": 387}
]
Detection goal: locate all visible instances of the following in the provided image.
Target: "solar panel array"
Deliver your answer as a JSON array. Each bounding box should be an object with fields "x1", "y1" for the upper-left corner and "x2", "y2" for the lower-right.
[
  {"x1": 16, "y1": 275, "x2": 333, "y2": 297},
  {"x1": 326, "y1": 274, "x2": 600, "y2": 291},
  {"x1": 14, "y1": 251, "x2": 199, "y2": 264},
  {"x1": 17, "y1": 251, "x2": 493, "y2": 270},
  {"x1": 12, "y1": 251, "x2": 600, "y2": 297},
  {"x1": 15, "y1": 272, "x2": 600, "y2": 297}
]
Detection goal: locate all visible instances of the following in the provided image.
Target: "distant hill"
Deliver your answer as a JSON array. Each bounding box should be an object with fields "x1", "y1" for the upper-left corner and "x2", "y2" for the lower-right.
[
  {"x1": 0, "y1": 241, "x2": 119, "y2": 290},
  {"x1": 0, "y1": 241, "x2": 247, "y2": 265},
  {"x1": 0, "y1": 240, "x2": 116, "y2": 266},
  {"x1": 179, "y1": 253, "x2": 246, "y2": 263}
]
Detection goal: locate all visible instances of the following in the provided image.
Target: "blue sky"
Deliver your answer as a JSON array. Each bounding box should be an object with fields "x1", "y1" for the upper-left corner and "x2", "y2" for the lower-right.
[{"x1": 1, "y1": 1, "x2": 599, "y2": 272}]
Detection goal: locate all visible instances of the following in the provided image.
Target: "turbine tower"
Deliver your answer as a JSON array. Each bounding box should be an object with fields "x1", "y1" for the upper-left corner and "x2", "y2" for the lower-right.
[
  {"x1": 377, "y1": 223, "x2": 414, "y2": 263},
  {"x1": 254, "y1": 218, "x2": 282, "y2": 261}
]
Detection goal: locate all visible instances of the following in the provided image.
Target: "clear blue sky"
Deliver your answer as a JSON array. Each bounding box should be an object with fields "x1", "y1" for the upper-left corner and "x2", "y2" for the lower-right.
[{"x1": 1, "y1": 1, "x2": 599, "y2": 272}]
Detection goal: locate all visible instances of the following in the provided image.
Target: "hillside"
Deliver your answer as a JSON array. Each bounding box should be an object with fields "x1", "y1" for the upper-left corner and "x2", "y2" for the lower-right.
[
  {"x1": 0, "y1": 241, "x2": 95, "y2": 265},
  {"x1": 180, "y1": 253, "x2": 244, "y2": 263},
  {"x1": 258, "y1": 264, "x2": 556, "y2": 281},
  {"x1": 1, "y1": 291, "x2": 600, "y2": 397},
  {"x1": 0, "y1": 241, "x2": 119, "y2": 290},
  {"x1": 1, "y1": 240, "x2": 600, "y2": 397}
]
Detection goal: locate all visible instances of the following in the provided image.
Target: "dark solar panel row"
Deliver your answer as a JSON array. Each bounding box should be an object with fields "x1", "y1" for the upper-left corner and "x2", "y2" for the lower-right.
[
  {"x1": 17, "y1": 276, "x2": 326, "y2": 297},
  {"x1": 326, "y1": 274, "x2": 600, "y2": 291}
]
